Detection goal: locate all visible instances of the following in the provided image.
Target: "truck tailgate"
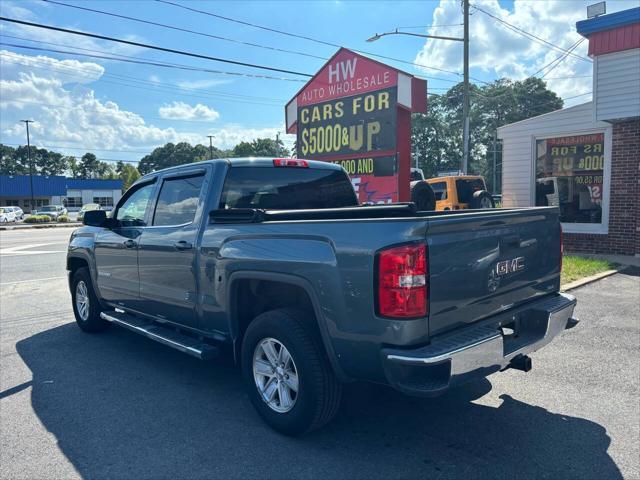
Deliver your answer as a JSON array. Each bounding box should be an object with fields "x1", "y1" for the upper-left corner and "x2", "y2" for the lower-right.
[{"x1": 426, "y1": 207, "x2": 561, "y2": 336}]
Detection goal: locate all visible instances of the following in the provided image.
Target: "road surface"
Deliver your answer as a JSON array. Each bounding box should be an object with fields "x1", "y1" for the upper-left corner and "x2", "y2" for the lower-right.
[{"x1": 1, "y1": 227, "x2": 638, "y2": 479}]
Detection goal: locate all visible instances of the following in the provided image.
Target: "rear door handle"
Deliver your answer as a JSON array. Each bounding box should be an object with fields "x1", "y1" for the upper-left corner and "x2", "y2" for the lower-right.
[
  {"x1": 174, "y1": 240, "x2": 193, "y2": 251},
  {"x1": 123, "y1": 239, "x2": 137, "y2": 249}
]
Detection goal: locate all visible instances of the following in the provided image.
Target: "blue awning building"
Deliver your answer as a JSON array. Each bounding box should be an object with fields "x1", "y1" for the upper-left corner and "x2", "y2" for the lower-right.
[{"x1": 1, "y1": 175, "x2": 123, "y2": 212}]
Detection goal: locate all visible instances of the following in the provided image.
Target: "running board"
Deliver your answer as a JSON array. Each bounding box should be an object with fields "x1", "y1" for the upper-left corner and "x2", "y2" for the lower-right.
[{"x1": 100, "y1": 311, "x2": 219, "y2": 360}]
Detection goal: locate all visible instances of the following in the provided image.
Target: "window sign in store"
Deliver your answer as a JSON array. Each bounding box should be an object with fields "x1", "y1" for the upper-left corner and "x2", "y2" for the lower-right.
[{"x1": 535, "y1": 133, "x2": 605, "y2": 224}]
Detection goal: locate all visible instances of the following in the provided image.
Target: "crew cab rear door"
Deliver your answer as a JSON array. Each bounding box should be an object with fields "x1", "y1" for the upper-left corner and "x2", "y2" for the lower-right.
[{"x1": 137, "y1": 168, "x2": 209, "y2": 329}]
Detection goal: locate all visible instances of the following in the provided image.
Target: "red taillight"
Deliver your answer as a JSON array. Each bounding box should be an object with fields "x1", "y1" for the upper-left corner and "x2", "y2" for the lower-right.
[
  {"x1": 273, "y1": 158, "x2": 308, "y2": 168},
  {"x1": 560, "y1": 224, "x2": 564, "y2": 272},
  {"x1": 377, "y1": 244, "x2": 428, "y2": 318}
]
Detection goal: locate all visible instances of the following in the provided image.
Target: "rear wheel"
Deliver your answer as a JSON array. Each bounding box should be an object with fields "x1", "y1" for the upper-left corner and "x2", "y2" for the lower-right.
[
  {"x1": 71, "y1": 267, "x2": 109, "y2": 333},
  {"x1": 241, "y1": 308, "x2": 342, "y2": 435},
  {"x1": 470, "y1": 190, "x2": 495, "y2": 209}
]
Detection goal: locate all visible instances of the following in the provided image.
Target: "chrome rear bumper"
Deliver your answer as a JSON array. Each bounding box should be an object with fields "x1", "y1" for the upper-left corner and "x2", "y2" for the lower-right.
[{"x1": 381, "y1": 293, "x2": 577, "y2": 396}]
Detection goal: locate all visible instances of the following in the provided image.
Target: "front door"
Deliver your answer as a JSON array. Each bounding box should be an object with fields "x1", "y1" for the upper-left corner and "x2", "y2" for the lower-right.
[
  {"x1": 94, "y1": 181, "x2": 156, "y2": 310},
  {"x1": 138, "y1": 170, "x2": 207, "y2": 329}
]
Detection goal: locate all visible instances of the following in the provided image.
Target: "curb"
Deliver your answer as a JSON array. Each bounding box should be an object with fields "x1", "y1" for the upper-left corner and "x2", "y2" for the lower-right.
[
  {"x1": 0, "y1": 223, "x2": 82, "y2": 231},
  {"x1": 561, "y1": 265, "x2": 627, "y2": 292}
]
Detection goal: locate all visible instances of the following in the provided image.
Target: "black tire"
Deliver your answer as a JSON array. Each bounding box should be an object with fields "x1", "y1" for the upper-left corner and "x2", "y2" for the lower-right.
[
  {"x1": 241, "y1": 308, "x2": 342, "y2": 435},
  {"x1": 71, "y1": 267, "x2": 109, "y2": 333},
  {"x1": 470, "y1": 190, "x2": 495, "y2": 209},
  {"x1": 410, "y1": 181, "x2": 436, "y2": 211}
]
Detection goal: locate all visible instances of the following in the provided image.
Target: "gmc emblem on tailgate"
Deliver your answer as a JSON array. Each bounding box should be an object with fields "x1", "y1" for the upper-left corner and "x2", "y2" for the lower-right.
[{"x1": 495, "y1": 257, "x2": 525, "y2": 276}]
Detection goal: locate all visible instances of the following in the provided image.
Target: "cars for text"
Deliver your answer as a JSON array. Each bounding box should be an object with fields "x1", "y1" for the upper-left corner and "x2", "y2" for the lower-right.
[{"x1": 67, "y1": 157, "x2": 577, "y2": 435}]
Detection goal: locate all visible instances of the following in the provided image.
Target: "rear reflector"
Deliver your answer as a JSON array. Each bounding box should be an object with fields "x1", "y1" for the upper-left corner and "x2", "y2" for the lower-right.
[
  {"x1": 273, "y1": 158, "x2": 308, "y2": 168},
  {"x1": 377, "y1": 244, "x2": 428, "y2": 318}
]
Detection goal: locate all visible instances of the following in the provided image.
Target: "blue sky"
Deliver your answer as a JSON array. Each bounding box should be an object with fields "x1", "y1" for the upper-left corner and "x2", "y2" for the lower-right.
[{"x1": 0, "y1": 0, "x2": 635, "y2": 164}]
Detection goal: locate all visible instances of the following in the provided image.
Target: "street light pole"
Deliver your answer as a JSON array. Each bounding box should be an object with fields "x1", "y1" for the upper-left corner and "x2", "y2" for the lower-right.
[
  {"x1": 367, "y1": 7, "x2": 470, "y2": 174},
  {"x1": 20, "y1": 120, "x2": 35, "y2": 213},
  {"x1": 207, "y1": 135, "x2": 215, "y2": 159},
  {"x1": 462, "y1": 0, "x2": 470, "y2": 175}
]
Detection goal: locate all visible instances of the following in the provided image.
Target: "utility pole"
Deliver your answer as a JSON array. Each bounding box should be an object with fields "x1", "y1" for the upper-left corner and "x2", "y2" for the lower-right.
[
  {"x1": 492, "y1": 134, "x2": 497, "y2": 194},
  {"x1": 367, "y1": 10, "x2": 469, "y2": 173},
  {"x1": 20, "y1": 120, "x2": 35, "y2": 213},
  {"x1": 206, "y1": 135, "x2": 215, "y2": 159},
  {"x1": 462, "y1": 0, "x2": 470, "y2": 175}
]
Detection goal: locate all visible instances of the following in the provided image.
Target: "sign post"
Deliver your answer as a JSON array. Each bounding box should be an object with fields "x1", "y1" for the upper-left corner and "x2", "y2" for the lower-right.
[{"x1": 286, "y1": 48, "x2": 427, "y2": 204}]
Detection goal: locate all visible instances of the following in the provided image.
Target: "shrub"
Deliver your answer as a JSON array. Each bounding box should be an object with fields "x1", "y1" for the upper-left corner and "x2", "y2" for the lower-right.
[
  {"x1": 57, "y1": 214, "x2": 70, "y2": 222},
  {"x1": 24, "y1": 215, "x2": 52, "y2": 223}
]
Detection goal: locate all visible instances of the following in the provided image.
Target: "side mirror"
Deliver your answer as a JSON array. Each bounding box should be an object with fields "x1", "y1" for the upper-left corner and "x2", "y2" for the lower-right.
[{"x1": 83, "y1": 209, "x2": 107, "y2": 227}]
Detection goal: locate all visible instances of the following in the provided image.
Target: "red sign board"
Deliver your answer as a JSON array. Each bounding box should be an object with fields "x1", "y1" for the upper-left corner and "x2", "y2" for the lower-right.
[
  {"x1": 296, "y1": 49, "x2": 398, "y2": 106},
  {"x1": 286, "y1": 48, "x2": 426, "y2": 204}
]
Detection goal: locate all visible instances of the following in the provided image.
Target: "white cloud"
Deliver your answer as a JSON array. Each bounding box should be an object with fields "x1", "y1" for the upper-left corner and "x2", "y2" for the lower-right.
[
  {"x1": 0, "y1": 50, "x2": 105, "y2": 84},
  {"x1": 414, "y1": 0, "x2": 632, "y2": 105},
  {"x1": 0, "y1": 55, "x2": 202, "y2": 151},
  {"x1": 0, "y1": 50, "x2": 291, "y2": 158},
  {"x1": 158, "y1": 101, "x2": 220, "y2": 121}
]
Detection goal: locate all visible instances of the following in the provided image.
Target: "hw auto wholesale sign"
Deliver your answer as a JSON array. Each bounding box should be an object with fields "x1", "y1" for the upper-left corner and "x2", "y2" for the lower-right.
[{"x1": 286, "y1": 48, "x2": 426, "y2": 204}]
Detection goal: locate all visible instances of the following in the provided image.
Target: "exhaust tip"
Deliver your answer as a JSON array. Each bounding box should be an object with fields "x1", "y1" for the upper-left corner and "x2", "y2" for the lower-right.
[{"x1": 566, "y1": 317, "x2": 580, "y2": 330}]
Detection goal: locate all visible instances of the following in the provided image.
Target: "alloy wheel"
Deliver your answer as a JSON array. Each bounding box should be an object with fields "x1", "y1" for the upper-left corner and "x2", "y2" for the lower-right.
[{"x1": 253, "y1": 337, "x2": 299, "y2": 413}]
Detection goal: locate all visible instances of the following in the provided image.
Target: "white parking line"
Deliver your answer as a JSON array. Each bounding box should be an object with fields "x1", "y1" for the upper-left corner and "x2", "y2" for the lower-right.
[
  {"x1": 0, "y1": 243, "x2": 67, "y2": 256},
  {"x1": 0, "y1": 276, "x2": 67, "y2": 286}
]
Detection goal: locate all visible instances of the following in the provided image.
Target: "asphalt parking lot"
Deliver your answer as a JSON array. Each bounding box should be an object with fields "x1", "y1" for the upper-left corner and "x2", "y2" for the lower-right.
[{"x1": 1, "y1": 227, "x2": 638, "y2": 480}]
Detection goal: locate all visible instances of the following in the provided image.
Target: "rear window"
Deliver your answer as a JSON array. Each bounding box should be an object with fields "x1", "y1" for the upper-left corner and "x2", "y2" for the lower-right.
[
  {"x1": 219, "y1": 167, "x2": 358, "y2": 210},
  {"x1": 455, "y1": 178, "x2": 485, "y2": 203}
]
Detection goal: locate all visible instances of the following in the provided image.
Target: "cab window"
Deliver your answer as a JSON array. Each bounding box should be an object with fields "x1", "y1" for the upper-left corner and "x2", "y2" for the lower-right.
[
  {"x1": 116, "y1": 182, "x2": 155, "y2": 227},
  {"x1": 152, "y1": 174, "x2": 205, "y2": 226}
]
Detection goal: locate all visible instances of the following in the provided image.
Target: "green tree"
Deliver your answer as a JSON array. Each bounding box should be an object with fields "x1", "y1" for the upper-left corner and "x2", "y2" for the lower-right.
[
  {"x1": 137, "y1": 142, "x2": 220, "y2": 174},
  {"x1": 66, "y1": 156, "x2": 80, "y2": 178},
  {"x1": 231, "y1": 138, "x2": 289, "y2": 158},
  {"x1": 412, "y1": 77, "x2": 563, "y2": 193},
  {"x1": 116, "y1": 161, "x2": 141, "y2": 190},
  {"x1": 0, "y1": 144, "x2": 69, "y2": 176}
]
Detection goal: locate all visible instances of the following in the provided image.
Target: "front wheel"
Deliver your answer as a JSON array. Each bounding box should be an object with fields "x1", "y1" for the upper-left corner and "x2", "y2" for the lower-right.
[
  {"x1": 241, "y1": 308, "x2": 342, "y2": 435},
  {"x1": 71, "y1": 267, "x2": 109, "y2": 333}
]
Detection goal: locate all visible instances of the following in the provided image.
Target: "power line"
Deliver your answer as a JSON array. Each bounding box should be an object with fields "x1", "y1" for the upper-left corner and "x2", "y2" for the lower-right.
[
  {"x1": 155, "y1": 0, "x2": 489, "y2": 84},
  {"x1": 41, "y1": 0, "x2": 326, "y2": 61},
  {"x1": 0, "y1": 49, "x2": 285, "y2": 106},
  {"x1": 470, "y1": 4, "x2": 591, "y2": 63},
  {"x1": 530, "y1": 38, "x2": 583, "y2": 77},
  {"x1": 0, "y1": 42, "x2": 305, "y2": 82},
  {"x1": 541, "y1": 39, "x2": 586, "y2": 79},
  {"x1": 0, "y1": 16, "x2": 313, "y2": 77},
  {"x1": 0, "y1": 34, "x2": 288, "y2": 100}
]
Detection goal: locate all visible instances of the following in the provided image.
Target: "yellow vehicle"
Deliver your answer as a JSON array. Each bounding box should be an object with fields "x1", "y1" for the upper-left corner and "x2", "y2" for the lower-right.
[{"x1": 425, "y1": 175, "x2": 495, "y2": 210}]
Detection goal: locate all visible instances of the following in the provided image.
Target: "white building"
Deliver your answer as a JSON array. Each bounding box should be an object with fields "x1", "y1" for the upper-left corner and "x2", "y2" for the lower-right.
[{"x1": 498, "y1": 6, "x2": 639, "y2": 256}]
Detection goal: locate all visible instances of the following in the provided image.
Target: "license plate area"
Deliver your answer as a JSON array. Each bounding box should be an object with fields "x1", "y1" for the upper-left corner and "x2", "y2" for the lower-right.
[{"x1": 501, "y1": 311, "x2": 547, "y2": 356}]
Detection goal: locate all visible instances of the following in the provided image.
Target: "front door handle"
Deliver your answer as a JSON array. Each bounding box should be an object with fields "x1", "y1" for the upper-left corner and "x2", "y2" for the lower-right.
[
  {"x1": 174, "y1": 240, "x2": 193, "y2": 251},
  {"x1": 123, "y1": 239, "x2": 137, "y2": 249}
]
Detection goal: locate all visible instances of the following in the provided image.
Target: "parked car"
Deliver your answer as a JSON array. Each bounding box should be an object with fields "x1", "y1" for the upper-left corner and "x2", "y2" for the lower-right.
[
  {"x1": 77, "y1": 203, "x2": 101, "y2": 222},
  {"x1": 3, "y1": 206, "x2": 24, "y2": 220},
  {"x1": 426, "y1": 175, "x2": 495, "y2": 210},
  {"x1": 34, "y1": 205, "x2": 67, "y2": 220},
  {"x1": 0, "y1": 207, "x2": 17, "y2": 223},
  {"x1": 68, "y1": 157, "x2": 576, "y2": 435}
]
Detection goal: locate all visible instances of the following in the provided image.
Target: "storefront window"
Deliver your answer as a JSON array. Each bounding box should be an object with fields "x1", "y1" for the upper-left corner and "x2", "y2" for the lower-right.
[
  {"x1": 65, "y1": 197, "x2": 82, "y2": 208},
  {"x1": 535, "y1": 133, "x2": 604, "y2": 224},
  {"x1": 93, "y1": 196, "x2": 114, "y2": 207}
]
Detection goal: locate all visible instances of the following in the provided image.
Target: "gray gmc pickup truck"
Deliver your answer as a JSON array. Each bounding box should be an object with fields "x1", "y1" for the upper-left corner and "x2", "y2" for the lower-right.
[{"x1": 68, "y1": 157, "x2": 577, "y2": 435}]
